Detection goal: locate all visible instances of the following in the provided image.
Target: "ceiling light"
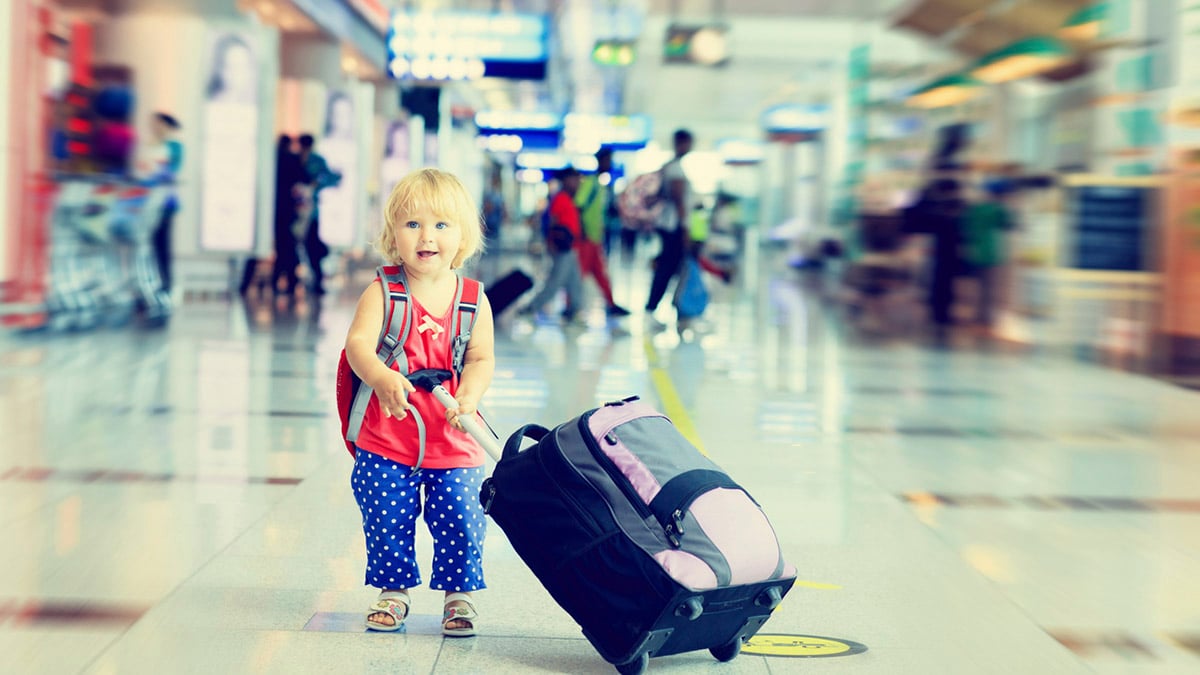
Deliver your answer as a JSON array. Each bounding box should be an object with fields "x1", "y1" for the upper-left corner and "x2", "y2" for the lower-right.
[
  {"x1": 1059, "y1": 3, "x2": 1106, "y2": 42},
  {"x1": 689, "y1": 27, "x2": 728, "y2": 66},
  {"x1": 906, "y1": 74, "x2": 983, "y2": 109},
  {"x1": 971, "y1": 36, "x2": 1072, "y2": 84}
]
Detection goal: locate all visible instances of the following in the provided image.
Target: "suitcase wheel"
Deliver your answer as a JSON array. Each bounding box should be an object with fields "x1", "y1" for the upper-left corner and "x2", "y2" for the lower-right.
[
  {"x1": 755, "y1": 586, "x2": 783, "y2": 609},
  {"x1": 614, "y1": 653, "x2": 648, "y2": 675},
  {"x1": 673, "y1": 597, "x2": 703, "y2": 621},
  {"x1": 710, "y1": 639, "x2": 742, "y2": 662}
]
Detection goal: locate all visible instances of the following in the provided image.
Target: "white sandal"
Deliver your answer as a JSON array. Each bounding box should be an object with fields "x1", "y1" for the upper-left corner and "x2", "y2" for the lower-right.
[
  {"x1": 442, "y1": 592, "x2": 478, "y2": 637},
  {"x1": 366, "y1": 590, "x2": 410, "y2": 631}
]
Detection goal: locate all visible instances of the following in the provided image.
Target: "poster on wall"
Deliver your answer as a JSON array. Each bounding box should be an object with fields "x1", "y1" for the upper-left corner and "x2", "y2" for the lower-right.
[
  {"x1": 200, "y1": 30, "x2": 260, "y2": 251},
  {"x1": 380, "y1": 119, "x2": 410, "y2": 206},
  {"x1": 317, "y1": 91, "x2": 359, "y2": 248}
]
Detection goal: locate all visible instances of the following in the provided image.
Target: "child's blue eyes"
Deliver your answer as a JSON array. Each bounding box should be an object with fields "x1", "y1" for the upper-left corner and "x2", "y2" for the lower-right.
[{"x1": 404, "y1": 221, "x2": 449, "y2": 229}]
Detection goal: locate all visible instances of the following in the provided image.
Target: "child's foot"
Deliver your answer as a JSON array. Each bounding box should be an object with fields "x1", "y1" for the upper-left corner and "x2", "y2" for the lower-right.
[
  {"x1": 366, "y1": 589, "x2": 409, "y2": 631},
  {"x1": 442, "y1": 592, "x2": 477, "y2": 637}
]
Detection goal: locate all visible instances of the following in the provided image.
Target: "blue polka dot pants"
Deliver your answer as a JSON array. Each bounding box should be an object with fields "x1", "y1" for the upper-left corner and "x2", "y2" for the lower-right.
[{"x1": 351, "y1": 449, "x2": 487, "y2": 592}]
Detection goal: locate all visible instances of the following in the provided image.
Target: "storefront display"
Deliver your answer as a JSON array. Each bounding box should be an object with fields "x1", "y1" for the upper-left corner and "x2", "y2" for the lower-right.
[{"x1": 317, "y1": 89, "x2": 358, "y2": 248}]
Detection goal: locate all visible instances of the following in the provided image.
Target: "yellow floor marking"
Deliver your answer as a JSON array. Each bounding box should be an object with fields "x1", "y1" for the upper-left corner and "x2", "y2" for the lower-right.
[
  {"x1": 643, "y1": 337, "x2": 843, "y2": 594},
  {"x1": 643, "y1": 336, "x2": 707, "y2": 456}
]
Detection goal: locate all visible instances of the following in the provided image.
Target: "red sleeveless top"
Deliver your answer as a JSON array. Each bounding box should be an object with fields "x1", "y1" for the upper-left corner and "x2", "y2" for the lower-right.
[{"x1": 353, "y1": 290, "x2": 484, "y2": 469}]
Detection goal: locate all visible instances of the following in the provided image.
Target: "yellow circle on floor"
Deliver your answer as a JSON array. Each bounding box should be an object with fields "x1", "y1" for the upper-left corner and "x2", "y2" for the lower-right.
[{"x1": 743, "y1": 634, "x2": 868, "y2": 658}]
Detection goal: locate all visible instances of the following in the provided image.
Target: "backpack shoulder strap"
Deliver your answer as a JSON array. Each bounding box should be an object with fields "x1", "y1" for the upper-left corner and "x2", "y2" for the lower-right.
[
  {"x1": 449, "y1": 276, "x2": 483, "y2": 377},
  {"x1": 451, "y1": 277, "x2": 482, "y2": 336},
  {"x1": 343, "y1": 265, "x2": 412, "y2": 448},
  {"x1": 376, "y1": 265, "x2": 413, "y2": 374},
  {"x1": 377, "y1": 265, "x2": 427, "y2": 476}
]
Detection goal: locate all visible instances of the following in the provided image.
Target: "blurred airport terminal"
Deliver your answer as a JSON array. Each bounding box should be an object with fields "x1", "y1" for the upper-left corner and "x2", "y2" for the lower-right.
[{"x1": 1, "y1": 0, "x2": 1199, "y2": 673}]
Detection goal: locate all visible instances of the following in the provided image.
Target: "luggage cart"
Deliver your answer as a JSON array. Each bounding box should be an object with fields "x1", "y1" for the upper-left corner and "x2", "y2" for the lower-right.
[{"x1": 43, "y1": 177, "x2": 172, "y2": 330}]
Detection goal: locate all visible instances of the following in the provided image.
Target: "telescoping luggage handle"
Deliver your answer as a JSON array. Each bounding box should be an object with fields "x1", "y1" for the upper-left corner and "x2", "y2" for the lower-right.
[{"x1": 407, "y1": 369, "x2": 504, "y2": 461}]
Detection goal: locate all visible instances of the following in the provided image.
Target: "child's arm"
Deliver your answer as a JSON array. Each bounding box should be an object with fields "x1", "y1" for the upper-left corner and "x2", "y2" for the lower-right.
[
  {"x1": 446, "y1": 293, "x2": 495, "y2": 432},
  {"x1": 345, "y1": 280, "x2": 414, "y2": 419}
]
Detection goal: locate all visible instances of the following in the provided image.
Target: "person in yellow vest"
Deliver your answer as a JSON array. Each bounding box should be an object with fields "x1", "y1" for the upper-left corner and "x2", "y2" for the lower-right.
[
  {"x1": 575, "y1": 148, "x2": 629, "y2": 317},
  {"x1": 688, "y1": 201, "x2": 734, "y2": 284}
]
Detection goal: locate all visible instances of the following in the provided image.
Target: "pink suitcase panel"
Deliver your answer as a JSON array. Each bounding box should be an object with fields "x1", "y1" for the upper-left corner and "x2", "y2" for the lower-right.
[{"x1": 583, "y1": 400, "x2": 789, "y2": 590}]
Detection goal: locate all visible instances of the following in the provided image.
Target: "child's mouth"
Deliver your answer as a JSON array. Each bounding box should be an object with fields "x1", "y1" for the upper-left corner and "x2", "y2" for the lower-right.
[{"x1": 418, "y1": 251, "x2": 437, "y2": 259}]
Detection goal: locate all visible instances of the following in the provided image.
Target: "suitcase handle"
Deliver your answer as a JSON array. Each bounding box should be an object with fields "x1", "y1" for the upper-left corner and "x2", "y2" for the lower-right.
[
  {"x1": 407, "y1": 368, "x2": 503, "y2": 461},
  {"x1": 502, "y1": 424, "x2": 550, "y2": 462}
]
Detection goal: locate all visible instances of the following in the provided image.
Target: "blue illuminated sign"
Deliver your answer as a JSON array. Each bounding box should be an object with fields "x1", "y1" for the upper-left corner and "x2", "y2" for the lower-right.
[
  {"x1": 475, "y1": 110, "x2": 562, "y2": 131},
  {"x1": 388, "y1": 10, "x2": 549, "y2": 81}
]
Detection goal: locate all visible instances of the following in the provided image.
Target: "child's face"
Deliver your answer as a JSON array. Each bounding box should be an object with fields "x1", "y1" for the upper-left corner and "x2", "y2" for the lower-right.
[{"x1": 393, "y1": 205, "x2": 463, "y2": 274}]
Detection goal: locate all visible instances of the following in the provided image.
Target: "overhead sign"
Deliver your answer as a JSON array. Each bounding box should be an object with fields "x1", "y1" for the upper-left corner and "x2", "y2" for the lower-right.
[
  {"x1": 761, "y1": 104, "x2": 828, "y2": 134},
  {"x1": 716, "y1": 137, "x2": 765, "y2": 165},
  {"x1": 664, "y1": 24, "x2": 729, "y2": 66},
  {"x1": 475, "y1": 110, "x2": 562, "y2": 131},
  {"x1": 562, "y1": 113, "x2": 651, "y2": 152},
  {"x1": 515, "y1": 152, "x2": 600, "y2": 172},
  {"x1": 388, "y1": 10, "x2": 549, "y2": 81},
  {"x1": 474, "y1": 111, "x2": 561, "y2": 151}
]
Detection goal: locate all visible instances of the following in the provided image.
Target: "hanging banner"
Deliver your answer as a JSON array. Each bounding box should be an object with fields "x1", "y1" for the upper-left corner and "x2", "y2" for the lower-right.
[
  {"x1": 200, "y1": 29, "x2": 260, "y2": 251},
  {"x1": 380, "y1": 118, "x2": 411, "y2": 204},
  {"x1": 317, "y1": 90, "x2": 359, "y2": 248}
]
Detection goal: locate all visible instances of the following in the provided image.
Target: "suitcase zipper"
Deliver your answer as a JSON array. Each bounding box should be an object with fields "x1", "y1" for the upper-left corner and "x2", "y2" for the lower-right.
[{"x1": 577, "y1": 414, "x2": 654, "y2": 521}]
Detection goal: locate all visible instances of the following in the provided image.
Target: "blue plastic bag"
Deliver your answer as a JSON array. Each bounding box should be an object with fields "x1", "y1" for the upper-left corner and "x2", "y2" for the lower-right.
[{"x1": 674, "y1": 255, "x2": 708, "y2": 319}]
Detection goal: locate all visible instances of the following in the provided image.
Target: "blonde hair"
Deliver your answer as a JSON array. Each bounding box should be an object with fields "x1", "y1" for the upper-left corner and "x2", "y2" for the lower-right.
[{"x1": 377, "y1": 168, "x2": 486, "y2": 268}]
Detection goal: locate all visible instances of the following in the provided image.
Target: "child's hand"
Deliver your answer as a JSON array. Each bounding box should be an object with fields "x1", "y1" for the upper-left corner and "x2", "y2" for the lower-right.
[
  {"x1": 445, "y1": 397, "x2": 477, "y2": 432},
  {"x1": 374, "y1": 372, "x2": 415, "y2": 420}
]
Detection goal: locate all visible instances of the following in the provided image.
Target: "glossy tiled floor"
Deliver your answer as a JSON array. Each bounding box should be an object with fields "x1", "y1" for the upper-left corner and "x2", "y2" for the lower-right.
[{"x1": 1, "y1": 243, "x2": 1198, "y2": 675}]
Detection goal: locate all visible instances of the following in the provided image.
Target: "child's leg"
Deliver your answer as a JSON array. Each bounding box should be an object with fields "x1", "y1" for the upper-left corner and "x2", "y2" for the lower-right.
[
  {"x1": 351, "y1": 451, "x2": 424, "y2": 592},
  {"x1": 421, "y1": 466, "x2": 487, "y2": 634},
  {"x1": 420, "y1": 466, "x2": 487, "y2": 593}
]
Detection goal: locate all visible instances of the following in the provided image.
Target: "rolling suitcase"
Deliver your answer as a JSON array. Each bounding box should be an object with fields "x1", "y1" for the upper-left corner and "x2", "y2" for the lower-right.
[
  {"x1": 480, "y1": 397, "x2": 796, "y2": 674},
  {"x1": 485, "y1": 269, "x2": 533, "y2": 316},
  {"x1": 411, "y1": 377, "x2": 795, "y2": 674}
]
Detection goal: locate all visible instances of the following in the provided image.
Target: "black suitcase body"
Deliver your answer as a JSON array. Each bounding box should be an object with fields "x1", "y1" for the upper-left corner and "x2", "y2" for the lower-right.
[
  {"x1": 482, "y1": 418, "x2": 795, "y2": 674},
  {"x1": 485, "y1": 269, "x2": 533, "y2": 316}
]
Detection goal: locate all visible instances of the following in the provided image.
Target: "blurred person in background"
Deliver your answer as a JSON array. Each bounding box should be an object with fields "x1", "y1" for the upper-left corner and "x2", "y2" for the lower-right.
[
  {"x1": 297, "y1": 133, "x2": 341, "y2": 296},
  {"x1": 138, "y1": 112, "x2": 183, "y2": 292},
  {"x1": 905, "y1": 170, "x2": 966, "y2": 338},
  {"x1": 481, "y1": 172, "x2": 506, "y2": 249},
  {"x1": 602, "y1": 170, "x2": 623, "y2": 258},
  {"x1": 961, "y1": 179, "x2": 1016, "y2": 329},
  {"x1": 272, "y1": 134, "x2": 305, "y2": 295},
  {"x1": 688, "y1": 200, "x2": 734, "y2": 285},
  {"x1": 519, "y1": 168, "x2": 585, "y2": 322},
  {"x1": 575, "y1": 148, "x2": 629, "y2": 317},
  {"x1": 644, "y1": 129, "x2": 695, "y2": 330}
]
